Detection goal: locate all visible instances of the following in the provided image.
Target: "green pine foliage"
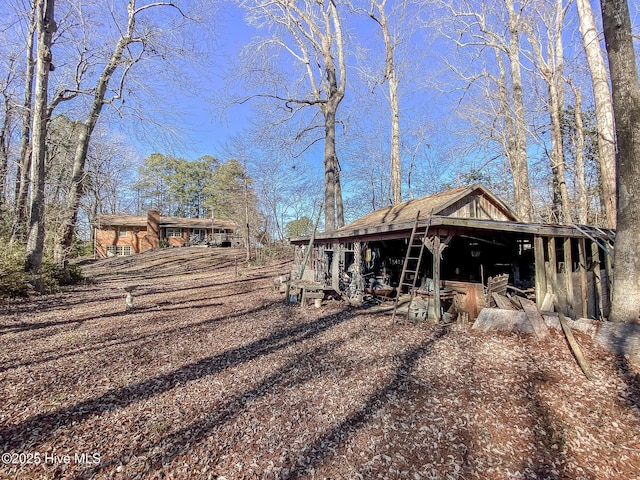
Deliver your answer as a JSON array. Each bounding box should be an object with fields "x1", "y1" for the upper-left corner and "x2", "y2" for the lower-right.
[
  {"x1": 285, "y1": 216, "x2": 313, "y2": 237},
  {"x1": 134, "y1": 154, "x2": 252, "y2": 222},
  {"x1": 0, "y1": 241, "x2": 33, "y2": 299}
]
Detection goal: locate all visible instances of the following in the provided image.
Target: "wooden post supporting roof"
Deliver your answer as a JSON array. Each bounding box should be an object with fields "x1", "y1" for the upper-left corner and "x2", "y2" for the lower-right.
[
  {"x1": 546, "y1": 237, "x2": 564, "y2": 314},
  {"x1": 578, "y1": 238, "x2": 588, "y2": 318},
  {"x1": 353, "y1": 242, "x2": 364, "y2": 304},
  {"x1": 534, "y1": 236, "x2": 547, "y2": 310},
  {"x1": 564, "y1": 237, "x2": 575, "y2": 318},
  {"x1": 331, "y1": 243, "x2": 341, "y2": 291},
  {"x1": 432, "y1": 236, "x2": 442, "y2": 322},
  {"x1": 591, "y1": 241, "x2": 603, "y2": 319}
]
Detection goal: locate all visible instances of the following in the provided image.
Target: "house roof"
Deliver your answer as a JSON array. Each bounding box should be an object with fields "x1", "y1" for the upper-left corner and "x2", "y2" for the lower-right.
[
  {"x1": 95, "y1": 214, "x2": 236, "y2": 230},
  {"x1": 95, "y1": 215, "x2": 147, "y2": 227},
  {"x1": 159, "y1": 216, "x2": 236, "y2": 230}
]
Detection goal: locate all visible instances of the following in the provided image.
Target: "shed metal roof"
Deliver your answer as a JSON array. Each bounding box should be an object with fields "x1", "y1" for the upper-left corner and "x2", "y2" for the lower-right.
[
  {"x1": 339, "y1": 184, "x2": 519, "y2": 232},
  {"x1": 290, "y1": 185, "x2": 614, "y2": 244}
]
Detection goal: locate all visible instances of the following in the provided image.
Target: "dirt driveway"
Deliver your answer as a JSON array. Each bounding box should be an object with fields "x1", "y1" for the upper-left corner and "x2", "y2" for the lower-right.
[{"x1": 1, "y1": 247, "x2": 639, "y2": 479}]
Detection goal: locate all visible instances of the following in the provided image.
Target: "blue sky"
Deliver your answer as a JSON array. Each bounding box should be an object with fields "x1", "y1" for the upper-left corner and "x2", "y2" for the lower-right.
[
  {"x1": 2, "y1": 0, "x2": 638, "y2": 224},
  {"x1": 117, "y1": 0, "x2": 638, "y2": 224},
  {"x1": 127, "y1": 3, "x2": 257, "y2": 159}
]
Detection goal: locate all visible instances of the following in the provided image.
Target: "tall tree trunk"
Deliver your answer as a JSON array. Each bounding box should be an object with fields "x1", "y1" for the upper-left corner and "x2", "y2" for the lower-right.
[
  {"x1": 533, "y1": 0, "x2": 571, "y2": 224},
  {"x1": 55, "y1": 0, "x2": 137, "y2": 268},
  {"x1": 371, "y1": 0, "x2": 402, "y2": 205},
  {"x1": 320, "y1": 0, "x2": 345, "y2": 231},
  {"x1": 0, "y1": 90, "x2": 11, "y2": 206},
  {"x1": 547, "y1": 67, "x2": 572, "y2": 224},
  {"x1": 244, "y1": 160, "x2": 251, "y2": 261},
  {"x1": 553, "y1": 0, "x2": 571, "y2": 224},
  {"x1": 335, "y1": 160, "x2": 344, "y2": 227},
  {"x1": 569, "y1": 81, "x2": 588, "y2": 224},
  {"x1": 389, "y1": 70, "x2": 401, "y2": 204},
  {"x1": 600, "y1": 0, "x2": 640, "y2": 322},
  {"x1": 12, "y1": 3, "x2": 37, "y2": 242},
  {"x1": 577, "y1": 0, "x2": 617, "y2": 228},
  {"x1": 25, "y1": 0, "x2": 56, "y2": 281},
  {"x1": 323, "y1": 105, "x2": 338, "y2": 231},
  {"x1": 238, "y1": 0, "x2": 346, "y2": 231},
  {"x1": 505, "y1": 0, "x2": 533, "y2": 222}
]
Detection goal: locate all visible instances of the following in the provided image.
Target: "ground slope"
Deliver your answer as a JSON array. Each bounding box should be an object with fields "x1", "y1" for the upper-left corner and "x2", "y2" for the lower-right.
[{"x1": 0, "y1": 247, "x2": 639, "y2": 479}]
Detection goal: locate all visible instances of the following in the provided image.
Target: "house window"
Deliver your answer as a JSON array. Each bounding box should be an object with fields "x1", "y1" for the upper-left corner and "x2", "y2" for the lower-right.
[
  {"x1": 133, "y1": 227, "x2": 140, "y2": 234},
  {"x1": 166, "y1": 228, "x2": 183, "y2": 238},
  {"x1": 192, "y1": 229, "x2": 207, "y2": 240},
  {"x1": 106, "y1": 245, "x2": 132, "y2": 256},
  {"x1": 118, "y1": 227, "x2": 128, "y2": 237}
]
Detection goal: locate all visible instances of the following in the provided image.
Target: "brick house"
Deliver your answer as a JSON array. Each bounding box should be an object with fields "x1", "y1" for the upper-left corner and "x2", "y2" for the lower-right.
[{"x1": 94, "y1": 210, "x2": 239, "y2": 258}]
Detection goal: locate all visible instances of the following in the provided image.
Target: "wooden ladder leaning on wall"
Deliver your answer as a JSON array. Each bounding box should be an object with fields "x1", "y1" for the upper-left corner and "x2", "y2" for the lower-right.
[{"x1": 391, "y1": 211, "x2": 431, "y2": 323}]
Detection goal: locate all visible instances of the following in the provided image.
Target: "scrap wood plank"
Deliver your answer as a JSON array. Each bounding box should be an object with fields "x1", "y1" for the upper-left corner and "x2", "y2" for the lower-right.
[
  {"x1": 540, "y1": 292, "x2": 556, "y2": 312},
  {"x1": 487, "y1": 273, "x2": 509, "y2": 293},
  {"x1": 472, "y1": 309, "x2": 531, "y2": 333},
  {"x1": 506, "y1": 293, "x2": 524, "y2": 310},
  {"x1": 559, "y1": 312, "x2": 594, "y2": 380},
  {"x1": 473, "y1": 308, "x2": 561, "y2": 334},
  {"x1": 519, "y1": 297, "x2": 549, "y2": 339},
  {"x1": 492, "y1": 293, "x2": 516, "y2": 310}
]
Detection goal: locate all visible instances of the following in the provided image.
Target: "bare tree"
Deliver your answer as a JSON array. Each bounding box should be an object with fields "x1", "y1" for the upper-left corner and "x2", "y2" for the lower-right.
[
  {"x1": 503, "y1": 0, "x2": 533, "y2": 222},
  {"x1": 576, "y1": 0, "x2": 617, "y2": 228},
  {"x1": 600, "y1": 0, "x2": 640, "y2": 322},
  {"x1": 13, "y1": 1, "x2": 37, "y2": 240},
  {"x1": 25, "y1": 0, "x2": 55, "y2": 279},
  {"x1": 0, "y1": 60, "x2": 16, "y2": 207},
  {"x1": 237, "y1": 0, "x2": 347, "y2": 231},
  {"x1": 368, "y1": 0, "x2": 402, "y2": 204},
  {"x1": 435, "y1": 0, "x2": 533, "y2": 221},
  {"x1": 526, "y1": 0, "x2": 572, "y2": 224},
  {"x1": 567, "y1": 79, "x2": 588, "y2": 224},
  {"x1": 53, "y1": 0, "x2": 188, "y2": 269},
  {"x1": 82, "y1": 130, "x2": 138, "y2": 217},
  {"x1": 224, "y1": 129, "x2": 321, "y2": 242}
]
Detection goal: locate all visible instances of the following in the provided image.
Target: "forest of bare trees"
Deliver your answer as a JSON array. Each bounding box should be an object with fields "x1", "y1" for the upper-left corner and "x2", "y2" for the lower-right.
[{"x1": 0, "y1": 0, "x2": 638, "y2": 319}]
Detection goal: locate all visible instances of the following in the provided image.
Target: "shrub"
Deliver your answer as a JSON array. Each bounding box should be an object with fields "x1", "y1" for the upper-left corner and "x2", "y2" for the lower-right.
[
  {"x1": 0, "y1": 242, "x2": 33, "y2": 299},
  {"x1": 71, "y1": 239, "x2": 93, "y2": 258},
  {"x1": 41, "y1": 257, "x2": 84, "y2": 288},
  {"x1": 0, "y1": 239, "x2": 84, "y2": 300},
  {"x1": 253, "y1": 242, "x2": 293, "y2": 265}
]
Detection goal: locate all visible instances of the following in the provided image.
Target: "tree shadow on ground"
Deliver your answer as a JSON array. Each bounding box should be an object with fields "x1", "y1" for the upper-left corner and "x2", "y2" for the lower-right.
[
  {"x1": 0, "y1": 271, "x2": 278, "y2": 339},
  {"x1": 0, "y1": 307, "x2": 353, "y2": 453},
  {"x1": 523, "y1": 371, "x2": 573, "y2": 480},
  {"x1": 0, "y1": 299, "x2": 281, "y2": 374},
  {"x1": 85, "y1": 257, "x2": 280, "y2": 286},
  {"x1": 283, "y1": 324, "x2": 452, "y2": 478},
  {"x1": 615, "y1": 356, "x2": 640, "y2": 412},
  {"x1": 77, "y1": 333, "x2": 354, "y2": 478}
]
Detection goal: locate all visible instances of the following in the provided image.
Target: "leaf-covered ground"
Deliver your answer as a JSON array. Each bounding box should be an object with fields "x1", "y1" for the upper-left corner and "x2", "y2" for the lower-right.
[{"x1": 1, "y1": 247, "x2": 639, "y2": 480}]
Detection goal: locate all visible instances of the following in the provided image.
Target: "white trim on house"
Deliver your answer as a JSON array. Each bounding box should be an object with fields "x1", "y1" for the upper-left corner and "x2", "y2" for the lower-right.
[
  {"x1": 166, "y1": 227, "x2": 183, "y2": 238},
  {"x1": 107, "y1": 245, "x2": 132, "y2": 256}
]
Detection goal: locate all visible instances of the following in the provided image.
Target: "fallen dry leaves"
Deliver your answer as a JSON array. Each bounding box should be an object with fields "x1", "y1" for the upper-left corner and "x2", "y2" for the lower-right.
[{"x1": 0, "y1": 246, "x2": 639, "y2": 480}]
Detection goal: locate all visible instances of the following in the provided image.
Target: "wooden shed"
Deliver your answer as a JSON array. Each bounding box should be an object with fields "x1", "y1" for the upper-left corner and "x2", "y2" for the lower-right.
[{"x1": 289, "y1": 184, "x2": 614, "y2": 320}]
